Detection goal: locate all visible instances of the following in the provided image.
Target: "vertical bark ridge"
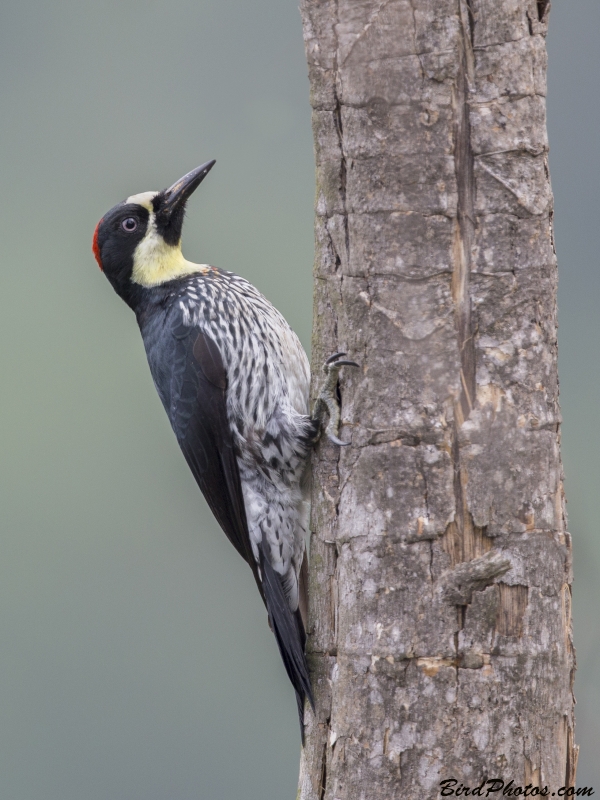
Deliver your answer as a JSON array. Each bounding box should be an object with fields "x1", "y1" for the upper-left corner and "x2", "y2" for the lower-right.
[
  {"x1": 331, "y1": 3, "x2": 349, "y2": 267},
  {"x1": 447, "y1": 3, "x2": 494, "y2": 671},
  {"x1": 298, "y1": 7, "x2": 347, "y2": 796},
  {"x1": 453, "y1": 0, "x2": 476, "y2": 426}
]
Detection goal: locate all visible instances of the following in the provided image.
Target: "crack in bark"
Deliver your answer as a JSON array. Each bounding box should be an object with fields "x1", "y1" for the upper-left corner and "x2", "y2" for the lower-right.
[
  {"x1": 339, "y1": 0, "x2": 395, "y2": 68},
  {"x1": 319, "y1": 726, "x2": 329, "y2": 800},
  {"x1": 443, "y1": 1, "x2": 498, "y2": 582},
  {"x1": 475, "y1": 144, "x2": 549, "y2": 156},
  {"x1": 564, "y1": 717, "x2": 578, "y2": 786},
  {"x1": 537, "y1": 0, "x2": 551, "y2": 23},
  {"x1": 453, "y1": 1, "x2": 477, "y2": 425},
  {"x1": 465, "y1": 0, "x2": 476, "y2": 48},
  {"x1": 477, "y1": 159, "x2": 549, "y2": 214},
  {"x1": 373, "y1": 271, "x2": 455, "y2": 282},
  {"x1": 332, "y1": 3, "x2": 350, "y2": 266},
  {"x1": 407, "y1": 0, "x2": 421, "y2": 73},
  {"x1": 444, "y1": 5, "x2": 508, "y2": 682},
  {"x1": 324, "y1": 220, "x2": 343, "y2": 273}
]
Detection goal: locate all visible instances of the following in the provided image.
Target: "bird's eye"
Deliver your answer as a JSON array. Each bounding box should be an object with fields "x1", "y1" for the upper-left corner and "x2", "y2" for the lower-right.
[{"x1": 121, "y1": 217, "x2": 138, "y2": 232}]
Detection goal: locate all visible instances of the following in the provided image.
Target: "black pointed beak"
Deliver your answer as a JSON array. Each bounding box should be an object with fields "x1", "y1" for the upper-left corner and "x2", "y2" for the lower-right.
[{"x1": 161, "y1": 160, "x2": 216, "y2": 215}]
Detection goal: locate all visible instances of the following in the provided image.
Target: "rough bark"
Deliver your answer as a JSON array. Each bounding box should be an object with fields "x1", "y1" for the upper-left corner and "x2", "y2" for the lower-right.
[{"x1": 299, "y1": 1, "x2": 577, "y2": 797}]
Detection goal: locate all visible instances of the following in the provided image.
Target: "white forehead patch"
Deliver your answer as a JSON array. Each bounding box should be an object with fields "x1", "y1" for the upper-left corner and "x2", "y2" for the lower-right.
[{"x1": 125, "y1": 191, "x2": 158, "y2": 211}]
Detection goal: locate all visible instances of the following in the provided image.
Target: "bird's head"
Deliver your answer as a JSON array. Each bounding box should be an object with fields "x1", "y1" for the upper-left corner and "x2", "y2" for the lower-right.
[{"x1": 93, "y1": 160, "x2": 216, "y2": 306}]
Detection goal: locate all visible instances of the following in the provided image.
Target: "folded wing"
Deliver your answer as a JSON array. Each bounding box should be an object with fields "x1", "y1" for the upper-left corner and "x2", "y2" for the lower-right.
[{"x1": 162, "y1": 311, "x2": 313, "y2": 732}]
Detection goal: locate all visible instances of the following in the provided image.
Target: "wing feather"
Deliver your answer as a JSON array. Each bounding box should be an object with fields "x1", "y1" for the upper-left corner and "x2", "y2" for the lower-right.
[
  {"x1": 166, "y1": 317, "x2": 260, "y2": 589},
  {"x1": 148, "y1": 306, "x2": 313, "y2": 735}
]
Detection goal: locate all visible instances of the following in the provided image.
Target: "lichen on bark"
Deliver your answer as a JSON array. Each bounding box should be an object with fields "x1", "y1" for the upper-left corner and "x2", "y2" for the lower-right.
[{"x1": 298, "y1": 1, "x2": 577, "y2": 797}]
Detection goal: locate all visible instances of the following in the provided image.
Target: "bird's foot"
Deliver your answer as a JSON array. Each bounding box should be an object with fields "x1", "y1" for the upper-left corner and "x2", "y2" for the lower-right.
[{"x1": 313, "y1": 352, "x2": 359, "y2": 447}]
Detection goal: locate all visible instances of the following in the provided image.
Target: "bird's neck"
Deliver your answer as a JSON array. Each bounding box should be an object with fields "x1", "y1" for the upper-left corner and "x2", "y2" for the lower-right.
[{"x1": 131, "y1": 234, "x2": 210, "y2": 289}]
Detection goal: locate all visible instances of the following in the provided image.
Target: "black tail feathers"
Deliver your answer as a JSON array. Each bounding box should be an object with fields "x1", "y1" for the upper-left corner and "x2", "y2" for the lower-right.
[{"x1": 259, "y1": 545, "x2": 314, "y2": 741}]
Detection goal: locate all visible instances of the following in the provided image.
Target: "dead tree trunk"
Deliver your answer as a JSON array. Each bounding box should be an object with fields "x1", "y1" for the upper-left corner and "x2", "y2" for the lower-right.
[{"x1": 299, "y1": 1, "x2": 577, "y2": 796}]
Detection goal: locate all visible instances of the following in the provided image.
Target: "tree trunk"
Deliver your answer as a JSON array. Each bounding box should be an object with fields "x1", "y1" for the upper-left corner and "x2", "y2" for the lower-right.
[{"x1": 298, "y1": 1, "x2": 578, "y2": 796}]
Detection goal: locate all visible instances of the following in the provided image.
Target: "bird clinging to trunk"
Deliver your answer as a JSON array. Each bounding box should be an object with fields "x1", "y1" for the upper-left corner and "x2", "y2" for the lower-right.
[{"x1": 92, "y1": 161, "x2": 356, "y2": 740}]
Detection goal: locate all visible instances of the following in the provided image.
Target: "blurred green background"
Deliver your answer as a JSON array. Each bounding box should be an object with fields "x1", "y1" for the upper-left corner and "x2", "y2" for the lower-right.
[{"x1": 0, "y1": 0, "x2": 595, "y2": 796}]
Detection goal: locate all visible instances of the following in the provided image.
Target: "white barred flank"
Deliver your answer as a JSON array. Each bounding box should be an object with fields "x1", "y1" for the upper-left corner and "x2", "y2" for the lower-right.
[{"x1": 176, "y1": 269, "x2": 313, "y2": 613}]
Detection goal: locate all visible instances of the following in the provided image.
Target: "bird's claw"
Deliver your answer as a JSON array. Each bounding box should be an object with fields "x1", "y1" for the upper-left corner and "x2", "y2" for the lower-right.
[
  {"x1": 327, "y1": 433, "x2": 352, "y2": 447},
  {"x1": 331, "y1": 360, "x2": 359, "y2": 369},
  {"x1": 323, "y1": 352, "x2": 359, "y2": 370},
  {"x1": 324, "y1": 351, "x2": 347, "y2": 366},
  {"x1": 313, "y1": 352, "x2": 359, "y2": 447}
]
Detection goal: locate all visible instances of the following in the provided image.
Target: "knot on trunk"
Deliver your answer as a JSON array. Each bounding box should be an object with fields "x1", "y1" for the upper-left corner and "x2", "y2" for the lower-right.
[{"x1": 438, "y1": 550, "x2": 511, "y2": 605}]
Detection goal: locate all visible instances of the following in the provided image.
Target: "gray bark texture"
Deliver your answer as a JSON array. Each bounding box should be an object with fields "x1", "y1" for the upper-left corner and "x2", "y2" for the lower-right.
[{"x1": 298, "y1": 1, "x2": 578, "y2": 797}]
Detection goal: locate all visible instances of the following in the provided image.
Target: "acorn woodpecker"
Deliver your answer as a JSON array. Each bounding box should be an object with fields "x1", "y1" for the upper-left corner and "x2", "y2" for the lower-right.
[{"x1": 92, "y1": 161, "x2": 356, "y2": 739}]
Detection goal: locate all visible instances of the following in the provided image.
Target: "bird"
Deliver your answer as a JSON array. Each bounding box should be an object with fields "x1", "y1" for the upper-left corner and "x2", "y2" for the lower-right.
[{"x1": 92, "y1": 160, "x2": 357, "y2": 740}]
